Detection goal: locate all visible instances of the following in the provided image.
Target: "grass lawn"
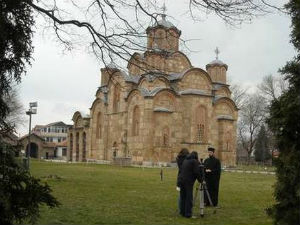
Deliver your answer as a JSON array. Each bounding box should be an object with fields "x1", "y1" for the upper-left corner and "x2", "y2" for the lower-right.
[
  {"x1": 234, "y1": 164, "x2": 275, "y2": 172},
  {"x1": 30, "y1": 161, "x2": 275, "y2": 225}
]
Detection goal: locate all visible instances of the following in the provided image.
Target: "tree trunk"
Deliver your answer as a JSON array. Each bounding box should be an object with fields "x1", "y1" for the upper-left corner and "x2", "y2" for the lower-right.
[{"x1": 247, "y1": 151, "x2": 251, "y2": 165}]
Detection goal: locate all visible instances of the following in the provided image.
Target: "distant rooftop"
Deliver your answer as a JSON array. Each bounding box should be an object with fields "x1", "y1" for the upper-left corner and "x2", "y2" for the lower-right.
[{"x1": 33, "y1": 121, "x2": 72, "y2": 129}]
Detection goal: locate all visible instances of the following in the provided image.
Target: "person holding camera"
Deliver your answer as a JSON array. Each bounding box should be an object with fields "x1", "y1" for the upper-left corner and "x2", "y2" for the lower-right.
[
  {"x1": 204, "y1": 147, "x2": 221, "y2": 207},
  {"x1": 178, "y1": 151, "x2": 203, "y2": 218},
  {"x1": 176, "y1": 148, "x2": 189, "y2": 211}
]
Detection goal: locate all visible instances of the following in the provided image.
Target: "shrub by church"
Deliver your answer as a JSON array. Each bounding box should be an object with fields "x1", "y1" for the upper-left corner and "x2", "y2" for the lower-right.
[{"x1": 68, "y1": 15, "x2": 238, "y2": 166}]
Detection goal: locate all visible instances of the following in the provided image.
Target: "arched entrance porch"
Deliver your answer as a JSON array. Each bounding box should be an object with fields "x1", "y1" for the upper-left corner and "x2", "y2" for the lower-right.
[{"x1": 26, "y1": 142, "x2": 38, "y2": 158}]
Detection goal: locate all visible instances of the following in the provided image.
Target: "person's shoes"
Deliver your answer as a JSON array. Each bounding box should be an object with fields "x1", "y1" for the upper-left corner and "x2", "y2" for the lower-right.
[{"x1": 191, "y1": 216, "x2": 197, "y2": 219}]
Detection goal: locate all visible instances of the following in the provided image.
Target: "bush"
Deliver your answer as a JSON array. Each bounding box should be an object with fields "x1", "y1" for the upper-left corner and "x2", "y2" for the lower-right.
[{"x1": 0, "y1": 141, "x2": 60, "y2": 225}]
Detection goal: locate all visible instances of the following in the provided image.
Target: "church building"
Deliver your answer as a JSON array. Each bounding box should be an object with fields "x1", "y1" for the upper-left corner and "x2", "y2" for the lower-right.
[{"x1": 68, "y1": 14, "x2": 238, "y2": 166}]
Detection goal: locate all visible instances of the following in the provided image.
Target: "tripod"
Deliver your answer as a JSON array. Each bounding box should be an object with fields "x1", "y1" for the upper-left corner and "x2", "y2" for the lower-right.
[{"x1": 193, "y1": 180, "x2": 216, "y2": 217}]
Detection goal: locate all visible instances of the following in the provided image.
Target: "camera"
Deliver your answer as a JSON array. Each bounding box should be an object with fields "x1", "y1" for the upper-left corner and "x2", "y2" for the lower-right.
[
  {"x1": 199, "y1": 158, "x2": 204, "y2": 166},
  {"x1": 199, "y1": 158, "x2": 205, "y2": 170},
  {"x1": 198, "y1": 158, "x2": 206, "y2": 182}
]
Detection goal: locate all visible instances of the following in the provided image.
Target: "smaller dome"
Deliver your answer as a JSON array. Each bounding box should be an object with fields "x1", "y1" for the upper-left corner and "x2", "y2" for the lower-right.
[{"x1": 206, "y1": 59, "x2": 228, "y2": 70}]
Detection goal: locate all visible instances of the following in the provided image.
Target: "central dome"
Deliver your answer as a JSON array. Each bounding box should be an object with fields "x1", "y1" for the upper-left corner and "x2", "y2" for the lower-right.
[
  {"x1": 155, "y1": 14, "x2": 175, "y2": 28},
  {"x1": 147, "y1": 14, "x2": 181, "y2": 34},
  {"x1": 146, "y1": 14, "x2": 181, "y2": 52},
  {"x1": 156, "y1": 18, "x2": 174, "y2": 28}
]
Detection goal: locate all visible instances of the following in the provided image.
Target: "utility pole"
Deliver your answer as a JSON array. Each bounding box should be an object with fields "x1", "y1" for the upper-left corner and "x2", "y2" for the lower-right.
[{"x1": 25, "y1": 102, "x2": 37, "y2": 170}]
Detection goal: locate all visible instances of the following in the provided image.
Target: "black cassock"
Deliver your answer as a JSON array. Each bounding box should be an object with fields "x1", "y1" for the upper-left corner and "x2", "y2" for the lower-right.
[{"x1": 204, "y1": 156, "x2": 221, "y2": 206}]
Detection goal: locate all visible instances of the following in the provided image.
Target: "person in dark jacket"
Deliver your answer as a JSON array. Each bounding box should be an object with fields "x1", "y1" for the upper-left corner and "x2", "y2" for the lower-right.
[
  {"x1": 204, "y1": 147, "x2": 221, "y2": 207},
  {"x1": 176, "y1": 148, "x2": 189, "y2": 212},
  {"x1": 176, "y1": 148, "x2": 189, "y2": 187},
  {"x1": 178, "y1": 151, "x2": 202, "y2": 218}
]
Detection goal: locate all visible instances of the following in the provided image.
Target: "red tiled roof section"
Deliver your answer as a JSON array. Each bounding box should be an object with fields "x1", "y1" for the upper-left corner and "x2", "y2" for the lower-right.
[
  {"x1": 43, "y1": 140, "x2": 67, "y2": 148},
  {"x1": 56, "y1": 140, "x2": 67, "y2": 147},
  {"x1": 19, "y1": 133, "x2": 45, "y2": 141},
  {"x1": 43, "y1": 142, "x2": 57, "y2": 148}
]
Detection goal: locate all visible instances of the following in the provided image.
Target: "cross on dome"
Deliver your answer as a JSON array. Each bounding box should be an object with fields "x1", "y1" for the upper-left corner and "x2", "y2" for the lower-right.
[
  {"x1": 161, "y1": 2, "x2": 167, "y2": 20},
  {"x1": 215, "y1": 47, "x2": 220, "y2": 60}
]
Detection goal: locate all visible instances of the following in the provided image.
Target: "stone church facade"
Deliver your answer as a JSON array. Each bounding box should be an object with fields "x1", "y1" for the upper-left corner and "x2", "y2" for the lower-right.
[{"x1": 68, "y1": 15, "x2": 238, "y2": 166}]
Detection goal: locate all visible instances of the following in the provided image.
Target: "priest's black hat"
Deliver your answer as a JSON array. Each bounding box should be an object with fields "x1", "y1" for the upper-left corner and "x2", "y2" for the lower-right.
[{"x1": 207, "y1": 147, "x2": 215, "y2": 152}]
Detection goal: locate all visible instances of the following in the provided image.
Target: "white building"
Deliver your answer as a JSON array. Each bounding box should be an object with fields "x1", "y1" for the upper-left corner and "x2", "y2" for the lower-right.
[{"x1": 33, "y1": 121, "x2": 71, "y2": 143}]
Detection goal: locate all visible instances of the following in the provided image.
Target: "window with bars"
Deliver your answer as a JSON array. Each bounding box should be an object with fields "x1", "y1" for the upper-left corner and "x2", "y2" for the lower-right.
[
  {"x1": 195, "y1": 105, "x2": 206, "y2": 143},
  {"x1": 197, "y1": 124, "x2": 205, "y2": 142}
]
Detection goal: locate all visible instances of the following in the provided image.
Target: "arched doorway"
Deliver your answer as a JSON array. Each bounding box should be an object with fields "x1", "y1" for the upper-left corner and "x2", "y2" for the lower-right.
[
  {"x1": 82, "y1": 132, "x2": 86, "y2": 162},
  {"x1": 26, "y1": 142, "x2": 38, "y2": 158},
  {"x1": 112, "y1": 142, "x2": 118, "y2": 158},
  {"x1": 75, "y1": 132, "x2": 80, "y2": 162}
]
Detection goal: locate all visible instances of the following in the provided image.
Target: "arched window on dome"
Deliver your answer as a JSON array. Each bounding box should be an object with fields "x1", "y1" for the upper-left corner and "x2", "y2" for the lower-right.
[
  {"x1": 195, "y1": 106, "x2": 207, "y2": 143},
  {"x1": 113, "y1": 83, "x2": 121, "y2": 113},
  {"x1": 96, "y1": 112, "x2": 102, "y2": 139},
  {"x1": 132, "y1": 106, "x2": 140, "y2": 136}
]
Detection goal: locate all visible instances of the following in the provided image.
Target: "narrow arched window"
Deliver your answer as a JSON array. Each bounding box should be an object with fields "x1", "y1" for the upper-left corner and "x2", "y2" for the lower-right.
[
  {"x1": 113, "y1": 84, "x2": 121, "y2": 112},
  {"x1": 162, "y1": 126, "x2": 169, "y2": 146},
  {"x1": 96, "y1": 112, "x2": 102, "y2": 139},
  {"x1": 196, "y1": 106, "x2": 207, "y2": 143},
  {"x1": 225, "y1": 130, "x2": 232, "y2": 151},
  {"x1": 112, "y1": 141, "x2": 118, "y2": 158},
  {"x1": 132, "y1": 106, "x2": 140, "y2": 136}
]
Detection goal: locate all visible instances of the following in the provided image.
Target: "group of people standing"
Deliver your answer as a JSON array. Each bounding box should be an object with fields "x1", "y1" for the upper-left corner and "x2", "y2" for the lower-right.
[{"x1": 176, "y1": 147, "x2": 221, "y2": 218}]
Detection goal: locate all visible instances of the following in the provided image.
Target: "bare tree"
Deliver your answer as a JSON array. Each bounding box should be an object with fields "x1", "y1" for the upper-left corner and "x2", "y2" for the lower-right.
[
  {"x1": 258, "y1": 74, "x2": 288, "y2": 102},
  {"x1": 188, "y1": 0, "x2": 284, "y2": 25},
  {"x1": 3, "y1": 85, "x2": 26, "y2": 133},
  {"x1": 229, "y1": 83, "x2": 249, "y2": 109},
  {"x1": 238, "y1": 93, "x2": 266, "y2": 164},
  {"x1": 25, "y1": 0, "x2": 283, "y2": 67},
  {"x1": 257, "y1": 74, "x2": 288, "y2": 165}
]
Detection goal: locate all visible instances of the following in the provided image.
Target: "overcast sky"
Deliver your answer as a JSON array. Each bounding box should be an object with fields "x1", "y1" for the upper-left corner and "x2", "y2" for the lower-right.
[{"x1": 17, "y1": 0, "x2": 296, "y2": 136}]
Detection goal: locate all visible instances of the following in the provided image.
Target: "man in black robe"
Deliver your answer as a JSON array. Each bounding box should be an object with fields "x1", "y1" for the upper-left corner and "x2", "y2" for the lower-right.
[
  {"x1": 204, "y1": 147, "x2": 221, "y2": 207},
  {"x1": 178, "y1": 151, "x2": 202, "y2": 218}
]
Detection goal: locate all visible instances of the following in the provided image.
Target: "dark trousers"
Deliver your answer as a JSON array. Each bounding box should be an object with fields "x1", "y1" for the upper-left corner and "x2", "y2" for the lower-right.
[
  {"x1": 179, "y1": 183, "x2": 194, "y2": 217},
  {"x1": 205, "y1": 178, "x2": 219, "y2": 206}
]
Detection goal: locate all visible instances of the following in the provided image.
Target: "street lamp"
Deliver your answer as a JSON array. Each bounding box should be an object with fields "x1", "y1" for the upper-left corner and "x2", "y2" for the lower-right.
[{"x1": 25, "y1": 102, "x2": 37, "y2": 170}]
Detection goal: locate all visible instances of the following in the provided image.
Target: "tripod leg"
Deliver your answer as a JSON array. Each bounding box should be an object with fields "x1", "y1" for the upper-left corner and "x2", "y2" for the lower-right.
[
  {"x1": 204, "y1": 183, "x2": 217, "y2": 214},
  {"x1": 199, "y1": 184, "x2": 204, "y2": 217},
  {"x1": 193, "y1": 183, "x2": 199, "y2": 206},
  {"x1": 204, "y1": 183, "x2": 214, "y2": 207}
]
